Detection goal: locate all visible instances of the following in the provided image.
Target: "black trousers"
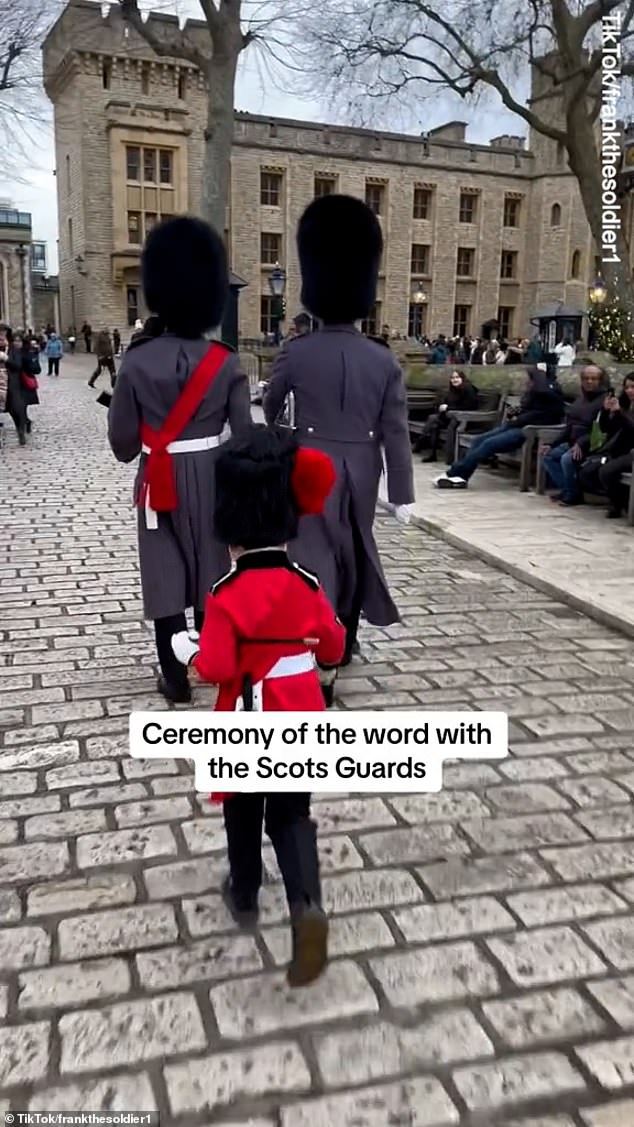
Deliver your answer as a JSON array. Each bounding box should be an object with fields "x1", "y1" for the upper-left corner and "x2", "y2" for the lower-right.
[
  {"x1": 154, "y1": 609, "x2": 204, "y2": 684},
  {"x1": 599, "y1": 452, "x2": 634, "y2": 507},
  {"x1": 48, "y1": 358, "x2": 60, "y2": 376},
  {"x1": 90, "y1": 357, "x2": 116, "y2": 386},
  {"x1": 422, "y1": 412, "x2": 460, "y2": 460},
  {"x1": 6, "y1": 399, "x2": 27, "y2": 435},
  {"x1": 223, "y1": 793, "x2": 320, "y2": 910}
]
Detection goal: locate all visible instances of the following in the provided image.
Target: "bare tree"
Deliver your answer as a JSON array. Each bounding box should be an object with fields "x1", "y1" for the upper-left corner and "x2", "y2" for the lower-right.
[
  {"x1": 0, "y1": 0, "x2": 53, "y2": 148},
  {"x1": 294, "y1": 0, "x2": 634, "y2": 317},
  {"x1": 116, "y1": 0, "x2": 300, "y2": 235}
]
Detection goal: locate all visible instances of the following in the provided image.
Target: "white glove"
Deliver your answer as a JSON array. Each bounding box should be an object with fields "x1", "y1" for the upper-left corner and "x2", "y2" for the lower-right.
[
  {"x1": 171, "y1": 630, "x2": 200, "y2": 666},
  {"x1": 394, "y1": 504, "x2": 414, "y2": 525},
  {"x1": 439, "y1": 404, "x2": 448, "y2": 412}
]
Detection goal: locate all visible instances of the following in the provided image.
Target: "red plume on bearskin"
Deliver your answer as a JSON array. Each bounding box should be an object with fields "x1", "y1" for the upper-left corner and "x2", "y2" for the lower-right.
[{"x1": 291, "y1": 447, "x2": 336, "y2": 515}]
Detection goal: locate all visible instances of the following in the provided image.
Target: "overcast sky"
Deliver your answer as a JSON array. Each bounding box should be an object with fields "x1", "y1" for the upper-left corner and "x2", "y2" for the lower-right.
[{"x1": 2, "y1": 1, "x2": 518, "y2": 274}]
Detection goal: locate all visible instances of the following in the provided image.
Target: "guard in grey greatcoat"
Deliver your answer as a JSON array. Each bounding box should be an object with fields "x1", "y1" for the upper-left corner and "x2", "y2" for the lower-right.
[
  {"x1": 263, "y1": 194, "x2": 414, "y2": 685},
  {"x1": 108, "y1": 216, "x2": 251, "y2": 703}
]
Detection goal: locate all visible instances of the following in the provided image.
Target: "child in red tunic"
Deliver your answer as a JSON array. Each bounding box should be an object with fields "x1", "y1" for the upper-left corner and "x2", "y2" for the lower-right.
[{"x1": 172, "y1": 425, "x2": 345, "y2": 986}]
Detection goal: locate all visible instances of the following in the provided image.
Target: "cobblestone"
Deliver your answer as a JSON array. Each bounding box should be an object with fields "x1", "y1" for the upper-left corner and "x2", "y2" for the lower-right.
[{"x1": 2, "y1": 375, "x2": 634, "y2": 1123}]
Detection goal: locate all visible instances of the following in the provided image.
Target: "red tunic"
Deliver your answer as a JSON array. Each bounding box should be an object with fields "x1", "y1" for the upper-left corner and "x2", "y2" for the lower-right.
[{"x1": 191, "y1": 549, "x2": 346, "y2": 801}]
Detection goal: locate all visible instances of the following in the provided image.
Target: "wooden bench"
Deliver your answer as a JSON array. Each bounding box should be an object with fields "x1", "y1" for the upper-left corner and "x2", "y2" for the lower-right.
[
  {"x1": 535, "y1": 424, "x2": 634, "y2": 524},
  {"x1": 452, "y1": 393, "x2": 540, "y2": 491},
  {"x1": 406, "y1": 388, "x2": 440, "y2": 441},
  {"x1": 411, "y1": 388, "x2": 501, "y2": 452}
]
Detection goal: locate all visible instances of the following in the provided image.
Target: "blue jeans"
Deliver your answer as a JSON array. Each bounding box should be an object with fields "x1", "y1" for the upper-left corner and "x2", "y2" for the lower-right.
[
  {"x1": 448, "y1": 426, "x2": 525, "y2": 482},
  {"x1": 543, "y1": 443, "x2": 578, "y2": 500}
]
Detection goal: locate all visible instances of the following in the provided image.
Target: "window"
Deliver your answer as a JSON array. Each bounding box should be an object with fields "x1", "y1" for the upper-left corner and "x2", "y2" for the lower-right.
[
  {"x1": 497, "y1": 306, "x2": 514, "y2": 338},
  {"x1": 143, "y1": 148, "x2": 157, "y2": 183},
  {"x1": 126, "y1": 147, "x2": 140, "y2": 181},
  {"x1": 261, "y1": 295, "x2": 275, "y2": 335},
  {"x1": 261, "y1": 232, "x2": 281, "y2": 265},
  {"x1": 365, "y1": 182, "x2": 384, "y2": 215},
  {"x1": 413, "y1": 187, "x2": 431, "y2": 220},
  {"x1": 550, "y1": 202, "x2": 561, "y2": 226},
  {"x1": 456, "y1": 247, "x2": 474, "y2": 277},
  {"x1": 141, "y1": 64, "x2": 150, "y2": 95},
  {"x1": 410, "y1": 244, "x2": 430, "y2": 275},
  {"x1": 159, "y1": 150, "x2": 173, "y2": 185},
  {"x1": 102, "y1": 60, "x2": 111, "y2": 90},
  {"x1": 459, "y1": 192, "x2": 477, "y2": 223},
  {"x1": 408, "y1": 301, "x2": 427, "y2": 337},
  {"x1": 145, "y1": 213, "x2": 158, "y2": 233},
  {"x1": 453, "y1": 304, "x2": 471, "y2": 336},
  {"x1": 571, "y1": 249, "x2": 581, "y2": 279},
  {"x1": 500, "y1": 250, "x2": 518, "y2": 279},
  {"x1": 503, "y1": 196, "x2": 520, "y2": 227},
  {"x1": 556, "y1": 141, "x2": 565, "y2": 166},
  {"x1": 314, "y1": 176, "x2": 336, "y2": 197},
  {"x1": 177, "y1": 73, "x2": 187, "y2": 100},
  {"x1": 260, "y1": 171, "x2": 282, "y2": 206},
  {"x1": 68, "y1": 218, "x2": 73, "y2": 255},
  {"x1": 66, "y1": 155, "x2": 71, "y2": 195},
  {"x1": 127, "y1": 211, "x2": 142, "y2": 245},
  {"x1": 361, "y1": 304, "x2": 380, "y2": 336},
  {"x1": 127, "y1": 286, "x2": 139, "y2": 327}
]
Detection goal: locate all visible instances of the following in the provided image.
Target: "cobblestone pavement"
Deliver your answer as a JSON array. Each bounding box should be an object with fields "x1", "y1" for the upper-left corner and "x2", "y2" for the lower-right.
[{"x1": 2, "y1": 373, "x2": 634, "y2": 1127}]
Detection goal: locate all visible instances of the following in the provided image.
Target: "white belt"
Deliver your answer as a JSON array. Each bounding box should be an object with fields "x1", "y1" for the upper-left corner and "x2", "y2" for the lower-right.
[
  {"x1": 142, "y1": 429, "x2": 230, "y2": 529},
  {"x1": 236, "y1": 651, "x2": 315, "y2": 711}
]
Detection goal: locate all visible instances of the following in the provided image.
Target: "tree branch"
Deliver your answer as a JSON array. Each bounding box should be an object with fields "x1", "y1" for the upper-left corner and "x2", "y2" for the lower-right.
[{"x1": 118, "y1": 0, "x2": 207, "y2": 68}]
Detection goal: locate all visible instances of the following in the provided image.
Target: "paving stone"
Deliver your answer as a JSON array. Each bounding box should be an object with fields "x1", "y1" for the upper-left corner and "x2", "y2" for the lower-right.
[
  {"x1": 312, "y1": 797, "x2": 396, "y2": 833},
  {"x1": 18, "y1": 957, "x2": 131, "y2": 1010},
  {"x1": 358, "y1": 823, "x2": 469, "y2": 866},
  {"x1": 393, "y1": 895, "x2": 516, "y2": 943},
  {"x1": 0, "y1": 770, "x2": 38, "y2": 795},
  {"x1": 0, "y1": 889, "x2": 21, "y2": 923},
  {"x1": 0, "y1": 819, "x2": 18, "y2": 843},
  {"x1": 264, "y1": 833, "x2": 364, "y2": 877},
  {"x1": 389, "y1": 790, "x2": 490, "y2": 824},
  {"x1": 371, "y1": 940, "x2": 498, "y2": 1006},
  {"x1": 506, "y1": 883, "x2": 628, "y2": 927},
  {"x1": 484, "y1": 782, "x2": 570, "y2": 813},
  {"x1": 582, "y1": 915, "x2": 634, "y2": 970},
  {"x1": 441, "y1": 762, "x2": 502, "y2": 788},
  {"x1": 487, "y1": 925, "x2": 606, "y2": 987},
  {"x1": 58, "y1": 903, "x2": 177, "y2": 960},
  {"x1": 180, "y1": 893, "x2": 238, "y2": 937},
  {"x1": 556, "y1": 775, "x2": 631, "y2": 807},
  {"x1": 279, "y1": 1077, "x2": 459, "y2": 1126},
  {"x1": 511, "y1": 737, "x2": 592, "y2": 758},
  {"x1": 181, "y1": 817, "x2": 229, "y2": 855},
  {"x1": 320, "y1": 869, "x2": 424, "y2": 914},
  {"x1": 114, "y1": 795, "x2": 192, "y2": 827},
  {"x1": 28, "y1": 1071, "x2": 158, "y2": 1112},
  {"x1": 499, "y1": 757, "x2": 570, "y2": 782},
  {"x1": 579, "y1": 1099, "x2": 634, "y2": 1126},
  {"x1": 25, "y1": 807, "x2": 107, "y2": 840},
  {"x1": 418, "y1": 852, "x2": 551, "y2": 899},
  {"x1": 0, "y1": 741, "x2": 80, "y2": 771},
  {"x1": 463, "y1": 812, "x2": 588, "y2": 854},
  {"x1": 137, "y1": 933, "x2": 262, "y2": 989},
  {"x1": 45, "y1": 760, "x2": 121, "y2": 789},
  {"x1": 69, "y1": 782, "x2": 148, "y2": 807},
  {"x1": 542, "y1": 841, "x2": 634, "y2": 881},
  {"x1": 498, "y1": 1117, "x2": 576, "y2": 1127},
  {"x1": 315, "y1": 1010, "x2": 493, "y2": 1086},
  {"x1": 521, "y1": 715, "x2": 605, "y2": 737},
  {"x1": 164, "y1": 1041, "x2": 311, "y2": 1114},
  {"x1": 452, "y1": 1052, "x2": 585, "y2": 1111},
  {"x1": 587, "y1": 974, "x2": 634, "y2": 1028},
  {"x1": 263, "y1": 910, "x2": 395, "y2": 965},
  {"x1": 210, "y1": 960, "x2": 377, "y2": 1038},
  {"x1": 0, "y1": 924, "x2": 49, "y2": 969},
  {"x1": 575, "y1": 1035, "x2": 634, "y2": 1088},
  {"x1": 144, "y1": 855, "x2": 226, "y2": 899},
  {"x1": 0, "y1": 1021, "x2": 50, "y2": 1086},
  {"x1": 59, "y1": 992, "x2": 206, "y2": 1073},
  {"x1": 483, "y1": 986, "x2": 605, "y2": 1048},
  {"x1": 575, "y1": 805, "x2": 634, "y2": 841},
  {"x1": 121, "y1": 756, "x2": 180, "y2": 778},
  {"x1": 76, "y1": 824, "x2": 177, "y2": 868},
  {"x1": 565, "y1": 750, "x2": 633, "y2": 774},
  {"x1": 27, "y1": 873, "x2": 137, "y2": 916}
]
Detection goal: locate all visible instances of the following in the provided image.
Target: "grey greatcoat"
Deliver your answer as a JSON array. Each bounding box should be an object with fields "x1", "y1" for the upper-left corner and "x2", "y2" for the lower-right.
[
  {"x1": 108, "y1": 336, "x2": 251, "y2": 621},
  {"x1": 263, "y1": 324, "x2": 414, "y2": 625}
]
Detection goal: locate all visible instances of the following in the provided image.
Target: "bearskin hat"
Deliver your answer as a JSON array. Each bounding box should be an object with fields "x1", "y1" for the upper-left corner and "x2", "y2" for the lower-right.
[
  {"x1": 297, "y1": 194, "x2": 383, "y2": 324},
  {"x1": 214, "y1": 425, "x2": 336, "y2": 550},
  {"x1": 142, "y1": 216, "x2": 228, "y2": 338}
]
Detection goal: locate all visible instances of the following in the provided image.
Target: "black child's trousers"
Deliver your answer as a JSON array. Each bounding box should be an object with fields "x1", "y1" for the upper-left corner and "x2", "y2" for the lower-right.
[{"x1": 223, "y1": 793, "x2": 321, "y2": 911}]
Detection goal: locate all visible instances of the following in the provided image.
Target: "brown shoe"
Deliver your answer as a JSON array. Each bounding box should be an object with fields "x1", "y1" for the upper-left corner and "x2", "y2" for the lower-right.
[{"x1": 287, "y1": 903, "x2": 328, "y2": 987}]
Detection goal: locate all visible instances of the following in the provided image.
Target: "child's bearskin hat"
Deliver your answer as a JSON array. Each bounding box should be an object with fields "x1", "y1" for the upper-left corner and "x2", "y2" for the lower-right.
[
  {"x1": 214, "y1": 425, "x2": 336, "y2": 551},
  {"x1": 142, "y1": 216, "x2": 228, "y2": 338},
  {"x1": 297, "y1": 194, "x2": 383, "y2": 324}
]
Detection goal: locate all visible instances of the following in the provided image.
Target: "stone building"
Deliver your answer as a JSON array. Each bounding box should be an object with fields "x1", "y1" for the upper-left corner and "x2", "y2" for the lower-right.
[
  {"x1": 43, "y1": 0, "x2": 612, "y2": 342},
  {"x1": 0, "y1": 206, "x2": 32, "y2": 329}
]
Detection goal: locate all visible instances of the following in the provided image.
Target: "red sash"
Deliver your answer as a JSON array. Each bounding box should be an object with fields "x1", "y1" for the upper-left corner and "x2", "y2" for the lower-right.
[{"x1": 139, "y1": 343, "x2": 228, "y2": 515}]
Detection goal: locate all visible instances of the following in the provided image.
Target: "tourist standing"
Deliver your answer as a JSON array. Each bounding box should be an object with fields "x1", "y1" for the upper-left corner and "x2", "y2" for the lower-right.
[
  {"x1": 1, "y1": 325, "x2": 28, "y2": 445},
  {"x1": 263, "y1": 194, "x2": 414, "y2": 700},
  {"x1": 46, "y1": 331, "x2": 63, "y2": 376},
  {"x1": 82, "y1": 322, "x2": 92, "y2": 353},
  {"x1": 88, "y1": 329, "x2": 116, "y2": 388},
  {"x1": 108, "y1": 216, "x2": 252, "y2": 703}
]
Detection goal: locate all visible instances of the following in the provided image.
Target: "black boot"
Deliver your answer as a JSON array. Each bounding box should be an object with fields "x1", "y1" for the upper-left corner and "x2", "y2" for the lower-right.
[
  {"x1": 607, "y1": 505, "x2": 623, "y2": 519},
  {"x1": 319, "y1": 666, "x2": 337, "y2": 708},
  {"x1": 421, "y1": 451, "x2": 437, "y2": 463},
  {"x1": 270, "y1": 818, "x2": 328, "y2": 987},
  {"x1": 156, "y1": 675, "x2": 191, "y2": 704},
  {"x1": 221, "y1": 874, "x2": 258, "y2": 927},
  {"x1": 25, "y1": 418, "x2": 32, "y2": 434},
  {"x1": 18, "y1": 427, "x2": 26, "y2": 446}
]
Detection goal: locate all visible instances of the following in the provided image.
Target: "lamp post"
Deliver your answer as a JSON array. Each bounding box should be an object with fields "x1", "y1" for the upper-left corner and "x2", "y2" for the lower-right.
[
  {"x1": 15, "y1": 244, "x2": 28, "y2": 328},
  {"x1": 412, "y1": 282, "x2": 428, "y2": 339},
  {"x1": 268, "y1": 262, "x2": 286, "y2": 346},
  {"x1": 589, "y1": 276, "x2": 607, "y2": 305}
]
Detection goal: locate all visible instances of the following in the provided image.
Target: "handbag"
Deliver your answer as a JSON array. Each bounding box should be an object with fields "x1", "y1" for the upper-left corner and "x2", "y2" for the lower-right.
[
  {"x1": 579, "y1": 453, "x2": 608, "y2": 495},
  {"x1": 21, "y1": 372, "x2": 38, "y2": 391}
]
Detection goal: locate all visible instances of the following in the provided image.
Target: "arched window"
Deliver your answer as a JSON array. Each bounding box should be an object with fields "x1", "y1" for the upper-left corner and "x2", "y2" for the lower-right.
[
  {"x1": 550, "y1": 202, "x2": 561, "y2": 227},
  {"x1": 571, "y1": 250, "x2": 581, "y2": 278}
]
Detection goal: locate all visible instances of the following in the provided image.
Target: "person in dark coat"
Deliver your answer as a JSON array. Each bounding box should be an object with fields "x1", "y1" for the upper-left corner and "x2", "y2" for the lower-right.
[
  {"x1": 89, "y1": 330, "x2": 116, "y2": 389},
  {"x1": 13, "y1": 331, "x2": 41, "y2": 434},
  {"x1": 1, "y1": 325, "x2": 28, "y2": 445},
  {"x1": 108, "y1": 216, "x2": 252, "y2": 702},
  {"x1": 419, "y1": 370, "x2": 479, "y2": 463},
  {"x1": 589, "y1": 374, "x2": 634, "y2": 518},
  {"x1": 541, "y1": 365, "x2": 609, "y2": 506},
  {"x1": 436, "y1": 367, "x2": 565, "y2": 489},
  {"x1": 263, "y1": 194, "x2": 414, "y2": 693}
]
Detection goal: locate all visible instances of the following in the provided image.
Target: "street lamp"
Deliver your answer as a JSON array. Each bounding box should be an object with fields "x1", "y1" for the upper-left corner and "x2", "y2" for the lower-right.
[
  {"x1": 15, "y1": 245, "x2": 28, "y2": 328},
  {"x1": 268, "y1": 262, "x2": 286, "y2": 345},
  {"x1": 411, "y1": 282, "x2": 428, "y2": 338},
  {"x1": 589, "y1": 276, "x2": 607, "y2": 304}
]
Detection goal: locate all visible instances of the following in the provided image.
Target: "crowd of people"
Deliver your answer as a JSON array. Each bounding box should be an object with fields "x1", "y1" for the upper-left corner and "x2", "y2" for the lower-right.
[{"x1": 418, "y1": 332, "x2": 576, "y2": 368}]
